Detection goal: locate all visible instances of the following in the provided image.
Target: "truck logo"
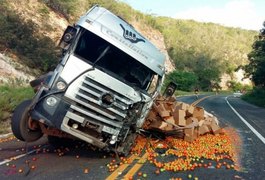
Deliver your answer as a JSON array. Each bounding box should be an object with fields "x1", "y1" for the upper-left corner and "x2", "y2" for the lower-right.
[
  {"x1": 120, "y1": 24, "x2": 145, "y2": 43},
  {"x1": 100, "y1": 92, "x2": 115, "y2": 107}
]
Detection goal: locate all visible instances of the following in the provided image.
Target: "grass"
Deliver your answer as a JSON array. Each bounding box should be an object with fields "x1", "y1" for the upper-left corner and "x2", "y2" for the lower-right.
[
  {"x1": 174, "y1": 90, "x2": 194, "y2": 96},
  {"x1": 242, "y1": 88, "x2": 265, "y2": 108},
  {"x1": 174, "y1": 90, "x2": 225, "y2": 97},
  {"x1": 0, "y1": 85, "x2": 34, "y2": 134}
]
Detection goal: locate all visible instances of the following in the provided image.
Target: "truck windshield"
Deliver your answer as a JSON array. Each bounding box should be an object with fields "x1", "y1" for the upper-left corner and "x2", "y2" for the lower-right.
[{"x1": 74, "y1": 29, "x2": 157, "y2": 91}]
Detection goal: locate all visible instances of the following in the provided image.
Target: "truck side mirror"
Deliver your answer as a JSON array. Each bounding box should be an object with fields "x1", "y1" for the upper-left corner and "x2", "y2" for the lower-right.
[
  {"x1": 163, "y1": 82, "x2": 177, "y2": 98},
  {"x1": 59, "y1": 26, "x2": 77, "y2": 50}
]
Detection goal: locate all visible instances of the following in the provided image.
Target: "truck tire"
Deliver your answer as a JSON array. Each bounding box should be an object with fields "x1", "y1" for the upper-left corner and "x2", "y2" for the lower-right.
[{"x1": 11, "y1": 100, "x2": 43, "y2": 142}]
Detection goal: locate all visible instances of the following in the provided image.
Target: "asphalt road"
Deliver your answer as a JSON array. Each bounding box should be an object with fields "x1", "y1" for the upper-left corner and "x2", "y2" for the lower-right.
[
  {"x1": 179, "y1": 94, "x2": 265, "y2": 179},
  {"x1": 0, "y1": 94, "x2": 264, "y2": 179}
]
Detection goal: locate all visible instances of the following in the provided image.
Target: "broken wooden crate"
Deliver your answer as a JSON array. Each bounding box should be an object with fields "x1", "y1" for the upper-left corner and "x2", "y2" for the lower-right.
[{"x1": 142, "y1": 95, "x2": 222, "y2": 142}]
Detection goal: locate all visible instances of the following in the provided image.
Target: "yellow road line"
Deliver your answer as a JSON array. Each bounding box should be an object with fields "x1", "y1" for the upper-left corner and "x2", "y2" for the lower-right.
[
  {"x1": 123, "y1": 152, "x2": 149, "y2": 179},
  {"x1": 105, "y1": 154, "x2": 138, "y2": 180},
  {"x1": 191, "y1": 95, "x2": 211, "y2": 106}
]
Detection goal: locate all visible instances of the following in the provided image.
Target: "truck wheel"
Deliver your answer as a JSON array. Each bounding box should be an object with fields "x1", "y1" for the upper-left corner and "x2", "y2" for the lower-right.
[{"x1": 11, "y1": 100, "x2": 43, "y2": 142}]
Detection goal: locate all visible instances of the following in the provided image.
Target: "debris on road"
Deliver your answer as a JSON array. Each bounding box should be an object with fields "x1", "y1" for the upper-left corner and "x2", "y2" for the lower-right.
[{"x1": 143, "y1": 94, "x2": 223, "y2": 142}]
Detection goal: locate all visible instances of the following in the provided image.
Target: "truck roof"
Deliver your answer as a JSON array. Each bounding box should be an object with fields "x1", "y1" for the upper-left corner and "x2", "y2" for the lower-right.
[{"x1": 76, "y1": 5, "x2": 166, "y2": 76}]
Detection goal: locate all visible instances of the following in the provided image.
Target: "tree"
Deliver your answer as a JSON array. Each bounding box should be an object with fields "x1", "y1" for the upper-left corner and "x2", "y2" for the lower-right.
[
  {"x1": 243, "y1": 22, "x2": 265, "y2": 88},
  {"x1": 192, "y1": 54, "x2": 222, "y2": 91},
  {"x1": 164, "y1": 71, "x2": 198, "y2": 91}
]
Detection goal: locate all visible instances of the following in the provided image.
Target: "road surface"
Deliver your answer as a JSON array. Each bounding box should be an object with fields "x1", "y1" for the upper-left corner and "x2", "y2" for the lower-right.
[{"x1": 0, "y1": 95, "x2": 264, "y2": 179}]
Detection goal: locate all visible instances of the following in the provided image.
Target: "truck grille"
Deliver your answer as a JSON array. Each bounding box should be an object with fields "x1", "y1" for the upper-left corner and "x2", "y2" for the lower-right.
[{"x1": 64, "y1": 75, "x2": 133, "y2": 133}]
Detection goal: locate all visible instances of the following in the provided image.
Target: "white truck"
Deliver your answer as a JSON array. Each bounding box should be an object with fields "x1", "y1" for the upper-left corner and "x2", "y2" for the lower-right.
[{"x1": 11, "y1": 5, "x2": 166, "y2": 155}]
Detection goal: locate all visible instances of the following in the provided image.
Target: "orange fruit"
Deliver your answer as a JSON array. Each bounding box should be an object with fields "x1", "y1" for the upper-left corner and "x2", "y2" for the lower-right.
[{"x1": 84, "y1": 168, "x2": 89, "y2": 174}]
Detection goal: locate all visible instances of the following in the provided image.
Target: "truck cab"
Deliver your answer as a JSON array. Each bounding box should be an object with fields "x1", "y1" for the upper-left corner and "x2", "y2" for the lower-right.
[{"x1": 11, "y1": 5, "x2": 165, "y2": 155}]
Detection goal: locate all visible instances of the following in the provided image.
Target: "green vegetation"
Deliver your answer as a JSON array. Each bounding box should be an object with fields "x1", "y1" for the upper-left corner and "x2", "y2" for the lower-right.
[
  {"x1": 164, "y1": 71, "x2": 198, "y2": 91},
  {"x1": 242, "y1": 88, "x2": 265, "y2": 107},
  {"x1": 243, "y1": 22, "x2": 265, "y2": 88},
  {"x1": 154, "y1": 17, "x2": 257, "y2": 91},
  {"x1": 156, "y1": 18, "x2": 257, "y2": 71},
  {"x1": 227, "y1": 80, "x2": 252, "y2": 92},
  {"x1": 241, "y1": 22, "x2": 265, "y2": 107},
  {"x1": 0, "y1": 85, "x2": 34, "y2": 133}
]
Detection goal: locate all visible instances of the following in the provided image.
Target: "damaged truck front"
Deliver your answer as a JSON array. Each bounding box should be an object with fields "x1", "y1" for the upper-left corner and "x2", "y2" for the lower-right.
[{"x1": 11, "y1": 6, "x2": 166, "y2": 155}]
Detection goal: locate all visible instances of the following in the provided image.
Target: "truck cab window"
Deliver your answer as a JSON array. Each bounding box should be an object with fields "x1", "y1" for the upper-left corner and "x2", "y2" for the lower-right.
[{"x1": 74, "y1": 29, "x2": 157, "y2": 91}]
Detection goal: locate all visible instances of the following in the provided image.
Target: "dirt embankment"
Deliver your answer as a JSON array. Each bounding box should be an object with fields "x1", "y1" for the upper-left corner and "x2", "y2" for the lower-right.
[
  {"x1": 0, "y1": 53, "x2": 35, "y2": 84},
  {"x1": 0, "y1": 0, "x2": 68, "y2": 84}
]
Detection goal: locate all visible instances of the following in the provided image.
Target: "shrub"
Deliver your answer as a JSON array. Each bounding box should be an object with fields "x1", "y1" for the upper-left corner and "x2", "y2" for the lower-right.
[{"x1": 242, "y1": 87, "x2": 265, "y2": 107}]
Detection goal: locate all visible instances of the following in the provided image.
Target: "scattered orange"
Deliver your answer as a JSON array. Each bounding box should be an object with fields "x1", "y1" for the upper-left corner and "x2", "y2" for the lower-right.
[{"x1": 84, "y1": 168, "x2": 89, "y2": 174}]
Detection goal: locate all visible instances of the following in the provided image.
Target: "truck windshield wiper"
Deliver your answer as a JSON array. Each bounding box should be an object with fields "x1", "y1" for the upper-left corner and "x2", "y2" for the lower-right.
[
  {"x1": 65, "y1": 45, "x2": 110, "y2": 91},
  {"x1": 92, "y1": 45, "x2": 110, "y2": 68}
]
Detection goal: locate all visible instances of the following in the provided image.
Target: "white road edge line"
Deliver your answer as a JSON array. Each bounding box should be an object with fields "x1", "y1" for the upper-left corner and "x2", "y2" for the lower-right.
[
  {"x1": 0, "y1": 149, "x2": 37, "y2": 166},
  {"x1": 225, "y1": 96, "x2": 265, "y2": 144}
]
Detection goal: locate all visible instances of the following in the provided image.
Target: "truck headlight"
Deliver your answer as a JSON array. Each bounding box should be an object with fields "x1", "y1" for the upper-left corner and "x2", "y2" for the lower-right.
[
  {"x1": 56, "y1": 81, "x2": 66, "y2": 90},
  {"x1": 46, "y1": 96, "x2": 57, "y2": 107}
]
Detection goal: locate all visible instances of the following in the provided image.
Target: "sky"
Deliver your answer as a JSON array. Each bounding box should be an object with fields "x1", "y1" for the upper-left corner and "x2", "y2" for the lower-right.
[{"x1": 119, "y1": 0, "x2": 265, "y2": 31}]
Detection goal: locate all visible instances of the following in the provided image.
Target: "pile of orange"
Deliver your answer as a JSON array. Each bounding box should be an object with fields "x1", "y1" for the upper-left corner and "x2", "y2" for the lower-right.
[{"x1": 108, "y1": 127, "x2": 241, "y2": 173}]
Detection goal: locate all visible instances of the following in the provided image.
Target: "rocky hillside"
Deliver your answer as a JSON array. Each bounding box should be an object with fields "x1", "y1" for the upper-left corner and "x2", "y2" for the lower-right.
[
  {"x1": 0, "y1": 0, "x2": 174, "y2": 84},
  {"x1": 0, "y1": 53, "x2": 35, "y2": 84}
]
